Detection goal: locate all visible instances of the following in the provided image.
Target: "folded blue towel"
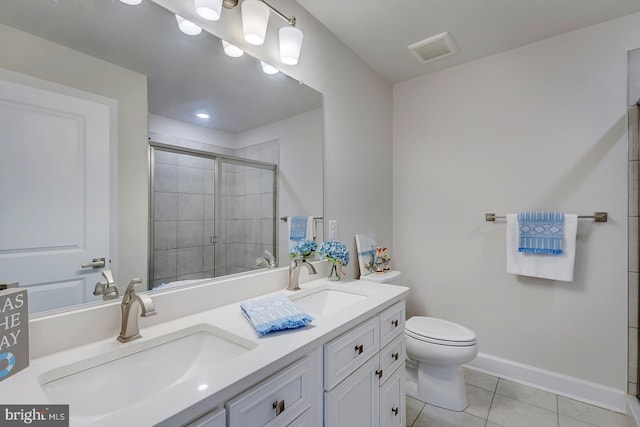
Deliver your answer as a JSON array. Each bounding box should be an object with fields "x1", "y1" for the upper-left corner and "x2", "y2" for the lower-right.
[
  {"x1": 518, "y1": 212, "x2": 564, "y2": 255},
  {"x1": 290, "y1": 216, "x2": 308, "y2": 241},
  {"x1": 240, "y1": 294, "x2": 313, "y2": 336}
]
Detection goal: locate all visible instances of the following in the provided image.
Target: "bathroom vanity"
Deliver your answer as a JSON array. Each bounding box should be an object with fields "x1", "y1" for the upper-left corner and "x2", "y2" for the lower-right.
[{"x1": 0, "y1": 270, "x2": 408, "y2": 426}]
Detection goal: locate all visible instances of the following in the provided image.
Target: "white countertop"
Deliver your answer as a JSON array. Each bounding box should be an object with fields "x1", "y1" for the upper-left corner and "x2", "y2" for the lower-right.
[{"x1": 2, "y1": 278, "x2": 408, "y2": 426}]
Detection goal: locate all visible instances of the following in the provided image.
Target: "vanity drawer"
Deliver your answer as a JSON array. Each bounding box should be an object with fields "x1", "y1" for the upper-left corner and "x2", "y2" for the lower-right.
[
  {"x1": 185, "y1": 407, "x2": 225, "y2": 427},
  {"x1": 379, "y1": 301, "x2": 405, "y2": 348},
  {"x1": 379, "y1": 333, "x2": 405, "y2": 385},
  {"x1": 324, "y1": 316, "x2": 379, "y2": 391},
  {"x1": 226, "y1": 356, "x2": 312, "y2": 427}
]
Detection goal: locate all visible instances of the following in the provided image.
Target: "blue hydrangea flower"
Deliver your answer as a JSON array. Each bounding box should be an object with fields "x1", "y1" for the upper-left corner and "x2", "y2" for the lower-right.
[
  {"x1": 318, "y1": 240, "x2": 350, "y2": 266},
  {"x1": 289, "y1": 239, "x2": 318, "y2": 260}
]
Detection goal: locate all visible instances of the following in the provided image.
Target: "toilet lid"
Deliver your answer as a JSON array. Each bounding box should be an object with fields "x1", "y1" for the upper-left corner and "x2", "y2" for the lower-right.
[
  {"x1": 359, "y1": 270, "x2": 402, "y2": 283},
  {"x1": 406, "y1": 317, "x2": 476, "y2": 343}
]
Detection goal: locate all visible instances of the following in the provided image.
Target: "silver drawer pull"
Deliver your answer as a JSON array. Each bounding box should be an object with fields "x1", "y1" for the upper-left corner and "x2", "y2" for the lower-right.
[
  {"x1": 355, "y1": 344, "x2": 364, "y2": 354},
  {"x1": 375, "y1": 369, "x2": 383, "y2": 379},
  {"x1": 273, "y1": 400, "x2": 285, "y2": 416},
  {"x1": 392, "y1": 407, "x2": 399, "y2": 416},
  {"x1": 392, "y1": 352, "x2": 399, "y2": 361},
  {"x1": 391, "y1": 319, "x2": 399, "y2": 328}
]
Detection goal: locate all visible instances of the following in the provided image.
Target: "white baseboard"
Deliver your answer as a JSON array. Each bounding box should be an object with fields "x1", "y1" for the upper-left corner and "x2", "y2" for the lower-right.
[
  {"x1": 628, "y1": 395, "x2": 640, "y2": 426},
  {"x1": 466, "y1": 352, "x2": 627, "y2": 413}
]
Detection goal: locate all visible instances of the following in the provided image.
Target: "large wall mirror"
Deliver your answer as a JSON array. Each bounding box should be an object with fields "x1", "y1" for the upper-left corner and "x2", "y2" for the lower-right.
[{"x1": 0, "y1": 0, "x2": 323, "y2": 315}]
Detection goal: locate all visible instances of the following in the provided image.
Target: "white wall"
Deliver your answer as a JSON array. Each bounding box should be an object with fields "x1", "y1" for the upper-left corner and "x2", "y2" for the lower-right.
[
  {"x1": 153, "y1": 0, "x2": 394, "y2": 278},
  {"x1": 394, "y1": 13, "x2": 640, "y2": 392},
  {"x1": 0, "y1": 23, "x2": 149, "y2": 290}
]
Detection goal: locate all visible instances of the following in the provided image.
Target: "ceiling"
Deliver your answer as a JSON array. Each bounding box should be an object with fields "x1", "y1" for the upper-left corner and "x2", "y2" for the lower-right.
[
  {"x1": 0, "y1": 0, "x2": 321, "y2": 133},
  {"x1": 296, "y1": 0, "x2": 640, "y2": 83}
]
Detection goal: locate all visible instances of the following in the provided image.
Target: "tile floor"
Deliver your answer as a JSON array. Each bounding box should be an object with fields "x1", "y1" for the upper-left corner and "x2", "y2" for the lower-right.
[{"x1": 406, "y1": 368, "x2": 637, "y2": 427}]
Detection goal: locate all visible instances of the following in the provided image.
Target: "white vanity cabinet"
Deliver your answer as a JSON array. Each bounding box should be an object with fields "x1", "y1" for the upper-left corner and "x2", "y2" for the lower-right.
[
  {"x1": 186, "y1": 407, "x2": 226, "y2": 427},
  {"x1": 323, "y1": 301, "x2": 406, "y2": 427},
  {"x1": 226, "y1": 353, "x2": 322, "y2": 427}
]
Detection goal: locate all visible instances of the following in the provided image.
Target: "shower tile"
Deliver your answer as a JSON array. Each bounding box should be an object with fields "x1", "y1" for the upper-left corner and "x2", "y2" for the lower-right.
[
  {"x1": 202, "y1": 158, "x2": 215, "y2": 170},
  {"x1": 178, "y1": 152, "x2": 203, "y2": 168},
  {"x1": 204, "y1": 246, "x2": 215, "y2": 271},
  {"x1": 222, "y1": 172, "x2": 232, "y2": 196},
  {"x1": 154, "y1": 192, "x2": 178, "y2": 221},
  {"x1": 153, "y1": 277, "x2": 176, "y2": 287},
  {"x1": 630, "y1": 161, "x2": 638, "y2": 217},
  {"x1": 178, "y1": 166, "x2": 204, "y2": 194},
  {"x1": 227, "y1": 244, "x2": 243, "y2": 267},
  {"x1": 154, "y1": 163, "x2": 177, "y2": 193},
  {"x1": 204, "y1": 169, "x2": 215, "y2": 195},
  {"x1": 260, "y1": 170, "x2": 274, "y2": 193},
  {"x1": 260, "y1": 193, "x2": 274, "y2": 219},
  {"x1": 630, "y1": 217, "x2": 639, "y2": 273},
  {"x1": 261, "y1": 219, "x2": 274, "y2": 245},
  {"x1": 246, "y1": 170, "x2": 260, "y2": 194},
  {"x1": 245, "y1": 244, "x2": 261, "y2": 268},
  {"x1": 153, "y1": 249, "x2": 177, "y2": 279},
  {"x1": 227, "y1": 220, "x2": 241, "y2": 243},
  {"x1": 629, "y1": 327, "x2": 638, "y2": 383},
  {"x1": 245, "y1": 220, "x2": 261, "y2": 244},
  {"x1": 177, "y1": 138, "x2": 204, "y2": 152},
  {"x1": 204, "y1": 195, "x2": 215, "y2": 220},
  {"x1": 235, "y1": 171, "x2": 246, "y2": 195},
  {"x1": 245, "y1": 194, "x2": 260, "y2": 217},
  {"x1": 154, "y1": 150, "x2": 177, "y2": 165},
  {"x1": 177, "y1": 220, "x2": 204, "y2": 248},
  {"x1": 178, "y1": 194, "x2": 204, "y2": 220},
  {"x1": 630, "y1": 272, "x2": 639, "y2": 328},
  {"x1": 176, "y1": 272, "x2": 204, "y2": 281},
  {"x1": 230, "y1": 196, "x2": 246, "y2": 220},
  {"x1": 203, "y1": 270, "x2": 215, "y2": 279},
  {"x1": 154, "y1": 221, "x2": 177, "y2": 250},
  {"x1": 176, "y1": 246, "x2": 203, "y2": 276}
]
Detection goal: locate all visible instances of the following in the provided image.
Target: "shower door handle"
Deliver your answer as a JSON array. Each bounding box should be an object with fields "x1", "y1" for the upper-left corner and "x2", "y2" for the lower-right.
[
  {"x1": 81, "y1": 257, "x2": 106, "y2": 269},
  {"x1": 209, "y1": 236, "x2": 218, "y2": 245}
]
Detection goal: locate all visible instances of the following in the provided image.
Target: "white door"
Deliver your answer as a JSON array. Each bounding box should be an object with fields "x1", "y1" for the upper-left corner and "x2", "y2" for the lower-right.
[{"x1": 0, "y1": 72, "x2": 113, "y2": 314}]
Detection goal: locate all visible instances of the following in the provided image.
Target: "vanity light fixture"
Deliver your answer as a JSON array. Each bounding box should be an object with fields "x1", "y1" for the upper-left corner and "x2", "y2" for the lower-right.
[
  {"x1": 222, "y1": 40, "x2": 244, "y2": 57},
  {"x1": 195, "y1": 112, "x2": 210, "y2": 119},
  {"x1": 241, "y1": 0, "x2": 270, "y2": 45},
  {"x1": 175, "y1": 15, "x2": 202, "y2": 36},
  {"x1": 239, "y1": 0, "x2": 303, "y2": 64},
  {"x1": 119, "y1": 0, "x2": 142, "y2": 5},
  {"x1": 195, "y1": 0, "x2": 223, "y2": 21},
  {"x1": 260, "y1": 61, "x2": 279, "y2": 75}
]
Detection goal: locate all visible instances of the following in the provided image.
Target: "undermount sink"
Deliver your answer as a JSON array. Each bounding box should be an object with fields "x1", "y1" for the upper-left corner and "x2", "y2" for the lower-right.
[
  {"x1": 39, "y1": 324, "x2": 256, "y2": 425},
  {"x1": 291, "y1": 288, "x2": 367, "y2": 317}
]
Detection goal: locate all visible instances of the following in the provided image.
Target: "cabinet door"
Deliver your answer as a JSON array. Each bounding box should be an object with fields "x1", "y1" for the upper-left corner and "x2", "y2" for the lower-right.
[
  {"x1": 379, "y1": 364, "x2": 405, "y2": 427},
  {"x1": 379, "y1": 301, "x2": 405, "y2": 348},
  {"x1": 379, "y1": 334, "x2": 405, "y2": 386},
  {"x1": 324, "y1": 356, "x2": 380, "y2": 427},
  {"x1": 186, "y1": 407, "x2": 225, "y2": 427}
]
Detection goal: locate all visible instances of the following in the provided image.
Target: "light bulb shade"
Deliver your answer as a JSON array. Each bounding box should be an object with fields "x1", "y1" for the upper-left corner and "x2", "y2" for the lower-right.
[
  {"x1": 175, "y1": 15, "x2": 202, "y2": 36},
  {"x1": 241, "y1": 0, "x2": 270, "y2": 45},
  {"x1": 222, "y1": 40, "x2": 244, "y2": 57},
  {"x1": 119, "y1": 0, "x2": 142, "y2": 4},
  {"x1": 195, "y1": 0, "x2": 222, "y2": 21},
  {"x1": 279, "y1": 26, "x2": 303, "y2": 65},
  {"x1": 261, "y1": 61, "x2": 279, "y2": 75}
]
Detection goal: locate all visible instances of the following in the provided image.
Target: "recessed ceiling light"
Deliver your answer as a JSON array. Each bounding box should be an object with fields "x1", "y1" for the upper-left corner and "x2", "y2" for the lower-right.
[
  {"x1": 196, "y1": 113, "x2": 210, "y2": 119},
  {"x1": 119, "y1": 0, "x2": 142, "y2": 5}
]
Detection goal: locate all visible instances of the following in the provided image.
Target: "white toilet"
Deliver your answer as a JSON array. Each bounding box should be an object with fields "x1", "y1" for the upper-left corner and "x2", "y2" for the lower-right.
[{"x1": 359, "y1": 270, "x2": 478, "y2": 411}]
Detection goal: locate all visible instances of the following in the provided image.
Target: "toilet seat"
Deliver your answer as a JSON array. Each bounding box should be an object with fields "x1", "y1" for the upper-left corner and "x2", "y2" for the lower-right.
[{"x1": 406, "y1": 317, "x2": 477, "y2": 347}]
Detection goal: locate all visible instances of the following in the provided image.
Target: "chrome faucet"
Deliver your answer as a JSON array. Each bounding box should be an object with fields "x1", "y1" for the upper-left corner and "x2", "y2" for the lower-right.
[
  {"x1": 93, "y1": 270, "x2": 119, "y2": 300},
  {"x1": 117, "y1": 279, "x2": 156, "y2": 343},
  {"x1": 256, "y1": 250, "x2": 277, "y2": 269},
  {"x1": 287, "y1": 259, "x2": 317, "y2": 291}
]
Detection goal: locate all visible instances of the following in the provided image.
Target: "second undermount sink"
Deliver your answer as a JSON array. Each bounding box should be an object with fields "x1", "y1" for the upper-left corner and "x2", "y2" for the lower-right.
[
  {"x1": 291, "y1": 288, "x2": 368, "y2": 317},
  {"x1": 39, "y1": 324, "x2": 256, "y2": 425}
]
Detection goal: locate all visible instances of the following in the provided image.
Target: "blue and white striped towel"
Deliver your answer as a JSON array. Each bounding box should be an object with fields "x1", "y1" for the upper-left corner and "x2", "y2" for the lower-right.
[
  {"x1": 518, "y1": 212, "x2": 564, "y2": 255},
  {"x1": 240, "y1": 294, "x2": 313, "y2": 336}
]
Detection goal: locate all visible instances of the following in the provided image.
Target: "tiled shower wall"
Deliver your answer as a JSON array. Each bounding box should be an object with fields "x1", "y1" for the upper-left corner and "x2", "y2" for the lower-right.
[
  {"x1": 152, "y1": 140, "x2": 278, "y2": 285},
  {"x1": 629, "y1": 101, "x2": 639, "y2": 396}
]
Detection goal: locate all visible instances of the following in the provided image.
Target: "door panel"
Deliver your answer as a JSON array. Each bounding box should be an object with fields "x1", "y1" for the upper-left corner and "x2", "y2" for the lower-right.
[{"x1": 0, "y1": 75, "x2": 112, "y2": 313}]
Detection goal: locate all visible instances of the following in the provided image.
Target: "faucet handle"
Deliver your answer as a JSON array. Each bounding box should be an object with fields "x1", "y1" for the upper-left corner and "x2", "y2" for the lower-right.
[
  {"x1": 101, "y1": 269, "x2": 115, "y2": 285},
  {"x1": 125, "y1": 278, "x2": 143, "y2": 293}
]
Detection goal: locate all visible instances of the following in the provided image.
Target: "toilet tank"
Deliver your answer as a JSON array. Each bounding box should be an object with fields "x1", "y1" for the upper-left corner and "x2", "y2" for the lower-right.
[{"x1": 359, "y1": 270, "x2": 402, "y2": 285}]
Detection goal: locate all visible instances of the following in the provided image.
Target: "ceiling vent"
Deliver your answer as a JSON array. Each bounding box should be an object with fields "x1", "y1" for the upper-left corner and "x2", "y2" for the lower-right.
[{"x1": 408, "y1": 32, "x2": 458, "y2": 63}]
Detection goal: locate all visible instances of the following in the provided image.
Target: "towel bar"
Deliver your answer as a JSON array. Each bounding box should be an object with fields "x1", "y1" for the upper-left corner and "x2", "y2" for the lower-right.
[
  {"x1": 485, "y1": 212, "x2": 607, "y2": 222},
  {"x1": 280, "y1": 216, "x2": 324, "y2": 222}
]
